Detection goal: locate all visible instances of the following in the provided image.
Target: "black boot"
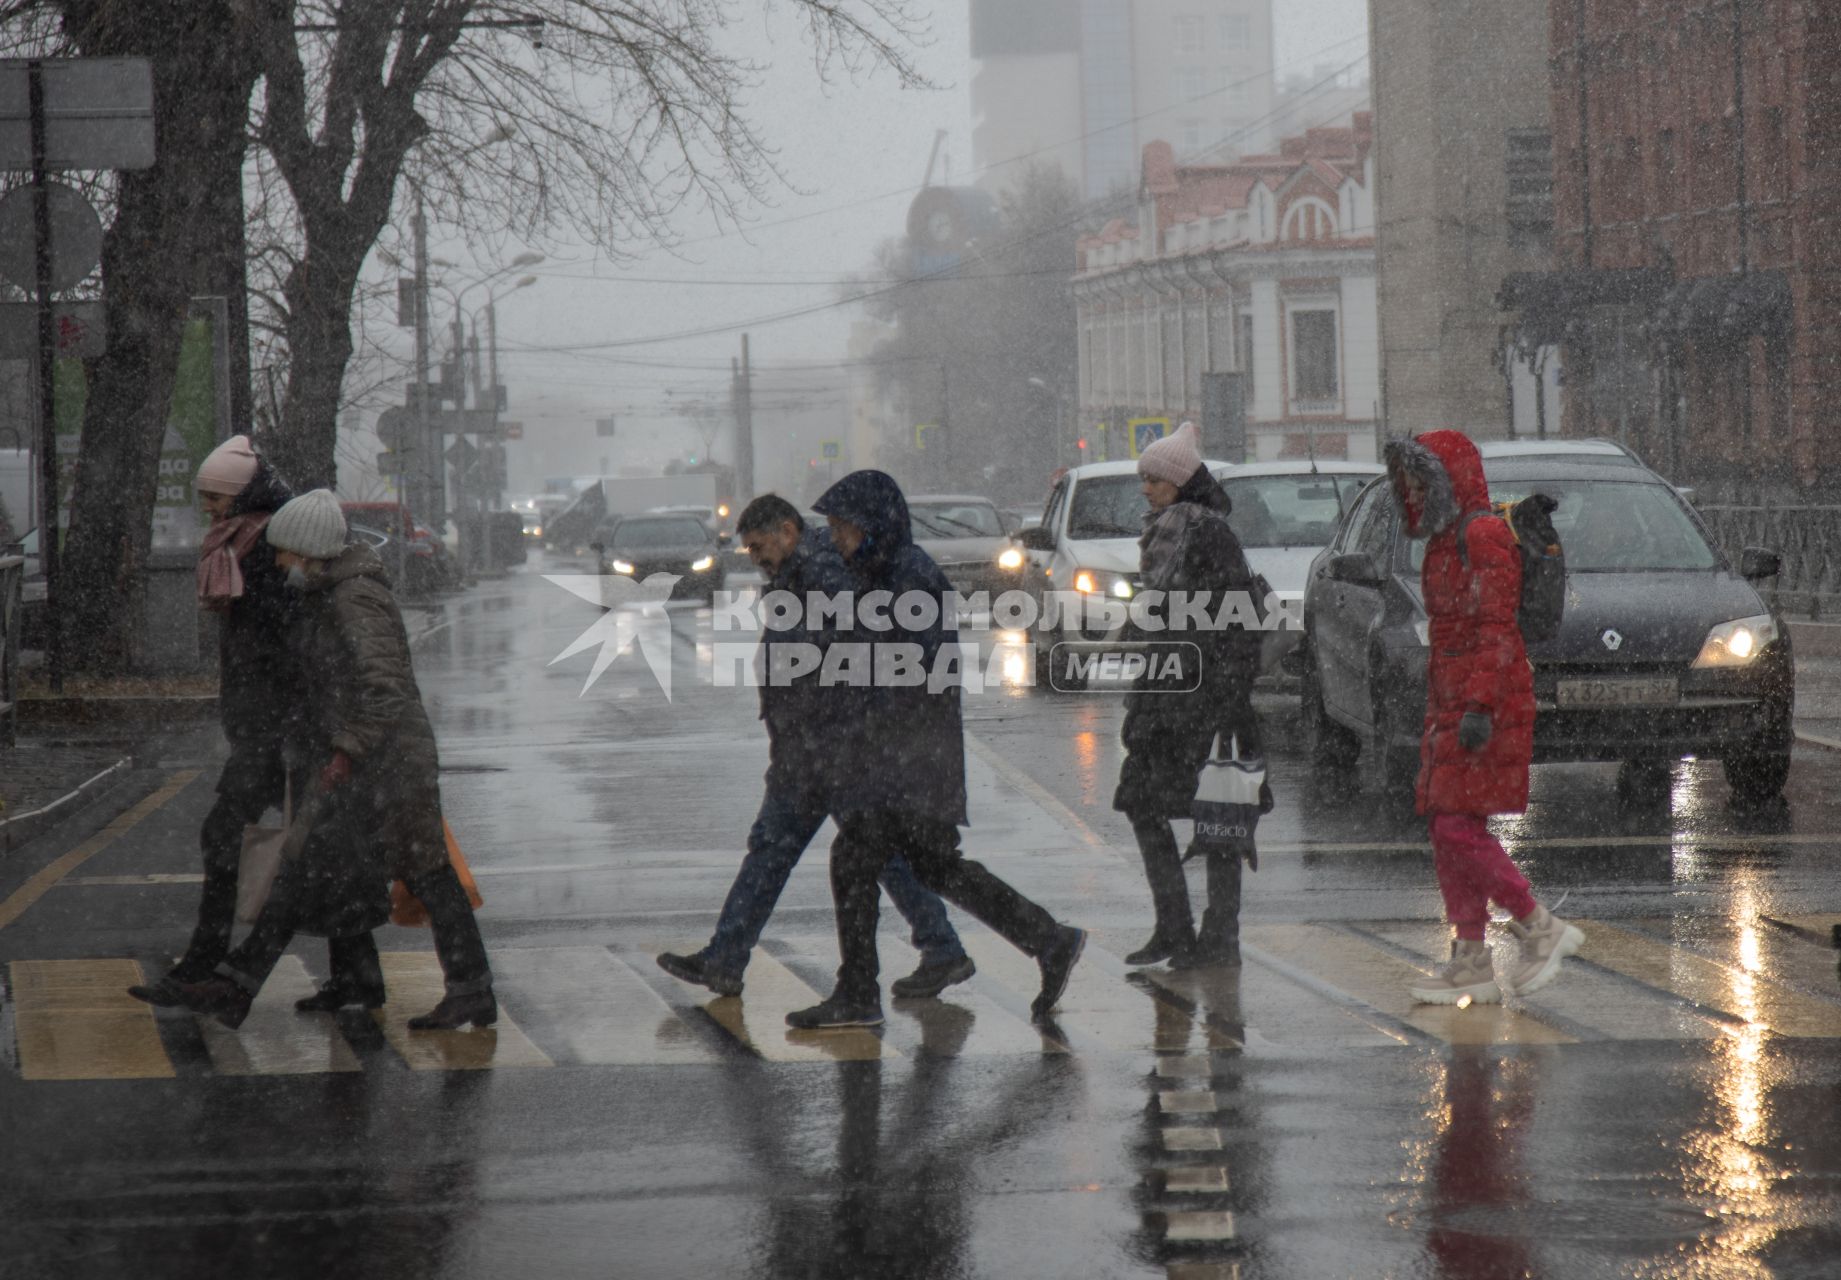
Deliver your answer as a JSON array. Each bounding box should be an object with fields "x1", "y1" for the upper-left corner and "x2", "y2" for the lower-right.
[
  {"x1": 407, "y1": 989, "x2": 497, "y2": 1031},
  {"x1": 294, "y1": 979, "x2": 386, "y2": 1013},
  {"x1": 172, "y1": 976, "x2": 255, "y2": 1030},
  {"x1": 1176, "y1": 850, "x2": 1243, "y2": 968},
  {"x1": 1124, "y1": 927, "x2": 1196, "y2": 966}
]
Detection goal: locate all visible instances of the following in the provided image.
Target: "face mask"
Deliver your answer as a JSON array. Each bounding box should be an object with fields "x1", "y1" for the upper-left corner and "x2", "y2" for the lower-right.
[{"x1": 285, "y1": 565, "x2": 309, "y2": 591}]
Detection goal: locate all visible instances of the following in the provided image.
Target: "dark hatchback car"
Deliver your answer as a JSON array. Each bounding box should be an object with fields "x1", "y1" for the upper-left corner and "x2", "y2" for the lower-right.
[
  {"x1": 593, "y1": 513, "x2": 723, "y2": 602},
  {"x1": 1300, "y1": 443, "x2": 1792, "y2": 807}
]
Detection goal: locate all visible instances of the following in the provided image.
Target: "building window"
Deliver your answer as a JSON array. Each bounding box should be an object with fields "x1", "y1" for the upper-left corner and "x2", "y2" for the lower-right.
[
  {"x1": 1174, "y1": 15, "x2": 1203, "y2": 54},
  {"x1": 1179, "y1": 66, "x2": 1208, "y2": 101},
  {"x1": 1290, "y1": 309, "x2": 1339, "y2": 405},
  {"x1": 1219, "y1": 14, "x2": 1251, "y2": 52},
  {"x1": 1505, "y1": 128, "x2": 1553, "y2": 251},
  {"x1": 1180, "y1": 118, "x2": 1204, "y2": 151}
]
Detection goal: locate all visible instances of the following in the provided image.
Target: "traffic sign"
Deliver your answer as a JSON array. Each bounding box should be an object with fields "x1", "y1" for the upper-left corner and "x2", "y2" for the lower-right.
[
  {"x1": 913, "y1": 423, "x2": 933, "y2": 451},
  {"x1": 0, "y1": 300, "x2": 102, "y2": 357},
  {"x1": 0, "y1": 58, "x2": 156, "y2": 171},
  {"x1": 0, "y1": 182, "x2": 100, "y2": 290},
  {"x1": 500, "y1": 420, "x2": 523, "y2": 440},
  {"x1": 376, "y1": 451, "x2": 412, "y2": 475},
  {"x1": 445, "y1": 437, "x2": 478, "y2": 471},
  {"x1": 820, "y1": 439, "x2": 841, "y2": 459},
  {"x1": 595, "y1": 417, "x2": 617, "y2": 438},
  {"x1": 1128, "y1": 416, "x2": 1171, "y2": 458}
]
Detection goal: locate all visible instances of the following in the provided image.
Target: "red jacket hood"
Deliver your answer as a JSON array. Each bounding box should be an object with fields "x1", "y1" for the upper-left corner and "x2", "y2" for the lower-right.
[{"x1": 1417, "y1": 430, "x2": 1491, "y2": 516}]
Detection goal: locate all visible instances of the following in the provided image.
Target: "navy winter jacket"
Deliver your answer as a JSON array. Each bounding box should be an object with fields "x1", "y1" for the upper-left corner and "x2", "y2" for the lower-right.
[
  {"x1": 812, "y1": 470, "x2": 969, "y2": 825},
  {"x1": 758, "y1": 526, "x2": 856, "y2": 789}
]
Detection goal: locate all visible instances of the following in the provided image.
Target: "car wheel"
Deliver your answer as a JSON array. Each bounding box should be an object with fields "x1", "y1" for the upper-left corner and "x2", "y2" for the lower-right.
[
  {"x1": 1616, "y1": 759, "x2": 1672, "y2": 809},
  {"x1": 1723, "y1": 751, "x2": 1790, "y2": 807},
  {"x1": 1301, "y1": 653, "x2": 1359, "y2": 778}
]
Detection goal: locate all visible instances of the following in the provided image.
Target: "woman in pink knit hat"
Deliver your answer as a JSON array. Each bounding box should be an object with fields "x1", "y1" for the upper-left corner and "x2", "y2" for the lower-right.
[
  {"x1": 1112, "y1": 423, "x2": 1268, "y2": 968},
  {"x1": 129, "y1": 435, "x2": 308, "y2": 1006}
]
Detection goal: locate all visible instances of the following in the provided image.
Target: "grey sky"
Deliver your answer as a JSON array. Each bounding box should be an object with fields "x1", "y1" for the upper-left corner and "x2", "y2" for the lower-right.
[{"x1": 449, "y1": 1, "x2": 1368, "y2": 482}]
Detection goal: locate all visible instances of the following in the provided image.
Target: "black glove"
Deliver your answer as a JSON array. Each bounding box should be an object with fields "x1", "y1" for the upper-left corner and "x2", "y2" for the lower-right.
[{"x1": 1457, "y1": 711, "x2": 1493, "y2": 752}]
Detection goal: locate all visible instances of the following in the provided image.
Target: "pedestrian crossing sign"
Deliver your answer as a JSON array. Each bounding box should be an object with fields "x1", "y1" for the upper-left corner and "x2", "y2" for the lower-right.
[
  {"x1": 820, "y1": 440, "x2": 841, "y2": 460},
  {"x1": 1128, "y1": 417, "x2": 1171, "y2": 458}
]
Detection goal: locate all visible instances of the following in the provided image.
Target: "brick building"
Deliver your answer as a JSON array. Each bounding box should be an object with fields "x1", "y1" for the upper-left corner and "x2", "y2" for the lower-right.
[
  {"x1": 1073, "y1": 117, "x2": 1380, "y2": 461},
  {"x1": 1367, "y1": 0, "x2": 1558, "y2": 441},
  {"x1": 1510, "y1": 0, "x2": 1841, "y2": 497}
]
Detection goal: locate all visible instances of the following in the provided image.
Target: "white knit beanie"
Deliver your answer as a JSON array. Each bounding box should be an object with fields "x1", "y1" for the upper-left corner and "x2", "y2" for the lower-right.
[
  {"x1": 266, "y1": 489, "x2": 348, "y2": 559},
  {"x1": 1137, "y1": 420, "x2": 1204, "y2": 486}
]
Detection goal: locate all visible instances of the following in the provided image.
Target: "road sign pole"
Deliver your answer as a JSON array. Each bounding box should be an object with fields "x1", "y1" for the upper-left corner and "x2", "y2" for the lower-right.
[{"x1": 28, "y1": 61, "x2": 60, "y2": 691}]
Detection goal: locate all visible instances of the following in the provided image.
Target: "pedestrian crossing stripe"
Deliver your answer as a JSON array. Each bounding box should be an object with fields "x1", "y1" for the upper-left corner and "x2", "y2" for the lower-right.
[{"x1": 7, "y1": 918, "x2": 1841, "y2": 1080}]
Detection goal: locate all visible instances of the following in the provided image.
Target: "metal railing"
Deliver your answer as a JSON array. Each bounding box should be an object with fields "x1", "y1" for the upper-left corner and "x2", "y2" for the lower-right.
[
  {"x1": 1697, "y1": 504, "x2": 1841, "y2": 619},
  {"x1": 0, "y1": 554, "x2": 20, "y2": 747}
]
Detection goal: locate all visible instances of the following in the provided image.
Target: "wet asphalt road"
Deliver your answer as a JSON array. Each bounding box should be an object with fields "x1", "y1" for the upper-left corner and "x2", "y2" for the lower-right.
[{"x1": 4, "y1": 562, "x2": 1841, "y2": 1279}]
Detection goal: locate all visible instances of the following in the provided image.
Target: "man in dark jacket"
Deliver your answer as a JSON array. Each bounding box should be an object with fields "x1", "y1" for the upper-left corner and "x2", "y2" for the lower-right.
[
  {"x1": 130, "y1": 435, "x2": 300, "y2": 1006},
  {"x1": 788, "y1": 470, "x2": 1086, "y2": 1029},
  {"x1": 174, "y1": 490, "x2": 495, "y2": 1030},
  {"x1": 656, "y1": 494, "x2": 971, "y2": 999},
  {"x1": 1113, "y1": 422, "x2": 1267, "y2": 969}
]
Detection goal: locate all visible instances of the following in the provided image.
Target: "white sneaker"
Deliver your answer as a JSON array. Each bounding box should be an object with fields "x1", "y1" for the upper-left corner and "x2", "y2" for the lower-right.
[
  {"x1": 1409, "y1": 939, "x2": 1502, "y2": 1005},
  {"x1": 1505, "y1": 905, "x2": 1584, "y2": 996}
]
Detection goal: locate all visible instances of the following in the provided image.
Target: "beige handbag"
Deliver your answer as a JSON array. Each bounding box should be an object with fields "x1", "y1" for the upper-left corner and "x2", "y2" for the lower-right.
[{"x1": 235, "y1": 781, "x2": 293, "y2": 925}]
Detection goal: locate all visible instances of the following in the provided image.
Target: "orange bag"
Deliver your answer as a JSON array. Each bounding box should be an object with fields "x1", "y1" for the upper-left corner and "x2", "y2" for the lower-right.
[{"x1": 389, "y1": 819, "x2": 486, "y2": 927}]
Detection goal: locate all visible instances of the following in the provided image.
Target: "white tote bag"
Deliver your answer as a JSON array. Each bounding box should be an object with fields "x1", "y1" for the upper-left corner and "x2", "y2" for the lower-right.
[
  {"x1": 235, "y1": 781, "x2": 293, "y2": 925},
  {"x1": 1190, "y1": 735, "x2": 1266, "y2": 869}
]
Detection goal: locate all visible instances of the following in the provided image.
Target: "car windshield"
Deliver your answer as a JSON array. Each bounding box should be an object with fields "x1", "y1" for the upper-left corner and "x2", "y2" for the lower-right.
[
  {"x1": 1218, "y1": 474, "x2": 1366, "y2": 547},
  {"x1": 909, "y1": 502, "x2": 1004, "y2": 538},
  {"x1": 1066, "y1": 476, "x2": 1147, "y2": 539},
  {"x1": 613, "y1": 517, "x2": 708, "y2": 549},
  {"x1": 1408, "y1": 479, "x2": 1720, "y2": 572}
]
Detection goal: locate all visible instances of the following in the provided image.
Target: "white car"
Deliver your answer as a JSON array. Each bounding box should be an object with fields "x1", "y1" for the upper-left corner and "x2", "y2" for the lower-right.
[
  {"x1": 1216, "y1": 460, "x2": 1384, "y2": 677},
  {"x1": 1015, "y1": 458, "x2": 1380, "y2": 686}
]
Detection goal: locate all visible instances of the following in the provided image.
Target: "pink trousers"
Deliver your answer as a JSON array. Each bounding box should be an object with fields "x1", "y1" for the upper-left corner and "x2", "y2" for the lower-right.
[{"x1": 1429, "y1": 814, "x2": 1538, "y2": 940}]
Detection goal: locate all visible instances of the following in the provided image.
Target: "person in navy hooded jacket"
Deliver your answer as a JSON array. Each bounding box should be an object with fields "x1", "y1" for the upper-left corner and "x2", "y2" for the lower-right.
[{"x1": 787, "y1": 470, "x2": 1086, "y2": 1029}]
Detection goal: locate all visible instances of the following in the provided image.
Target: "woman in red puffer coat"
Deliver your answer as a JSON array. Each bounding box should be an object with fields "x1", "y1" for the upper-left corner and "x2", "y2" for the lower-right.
[{"x1": 1385, "y1": 431, "x2": 1582, "y2": 1006}]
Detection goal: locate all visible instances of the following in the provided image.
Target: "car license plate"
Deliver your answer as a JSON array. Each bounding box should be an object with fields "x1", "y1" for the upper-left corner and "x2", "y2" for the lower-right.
[{"x1": 1555, "y1": 676, "x2": 1679, "y2": 709}]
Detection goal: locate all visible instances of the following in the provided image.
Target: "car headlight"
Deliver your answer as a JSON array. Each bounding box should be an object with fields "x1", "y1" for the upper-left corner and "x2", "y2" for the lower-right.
[
  {"x1": 1412, "y1": 618, "x2": 1429, "y2": 647},
  {"x1": 1692, "y1": 614, "x2": 1777, "y2": 668},
  {"x1": 611, "y1": 558, "x2": 635, "y2": 576},
  {"x1": 690, "y1": 555, "x2": 715, "y2": 573},
  {"x1": 531, "y1": 524, "x2": 542, "y2": 536},
  {"x1": 1073, "y1": 568, "x2": 1132, "y2": 598},
  {"x1": 996, "y1": 546, "x2": 1025, "y2": 571}
]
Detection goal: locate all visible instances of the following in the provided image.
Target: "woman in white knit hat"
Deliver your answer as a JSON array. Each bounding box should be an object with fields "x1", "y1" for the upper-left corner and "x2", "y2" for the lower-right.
[
  {"x1": 1111, "y1": 423, "x2": 1268, "y2": 968},
  {"x1": 173, "y1": 489, "x2": 496, "y2": 1031}
]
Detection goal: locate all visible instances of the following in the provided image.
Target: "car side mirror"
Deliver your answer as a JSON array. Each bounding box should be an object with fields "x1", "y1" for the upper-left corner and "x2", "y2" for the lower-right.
[
  {"x1": 589, "y1": 542, "x2": 604, "y2": 555},
  {"x1": 1739, "y1": 546, "x2": 1781, "y2": 580},
  {"x1": 717, "y1": 530, "x2": 732, "y2": 546},
  {"x1": 1327, "y1": 551, "x2": 1385, "y2": 587},
  {"x1": 1017, "y1": 525, "x2": 1056, "y2": 552}
]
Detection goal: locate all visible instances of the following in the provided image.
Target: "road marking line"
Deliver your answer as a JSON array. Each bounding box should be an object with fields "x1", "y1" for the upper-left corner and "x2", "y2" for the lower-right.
[
  {"x1": 1164, "y1": 1167, "x2": 1231, "y2": 1194},
  {"x1": 1167, "y1": 1263, "x2": 1242, "y2": 1280},
  {"x1": 964, "y1": 731, "x2": 1109, "y2": 851},
  {"x1": 1362, "y1": 920, "x2": 1727, "y2": 1042},
  {"x1": 688, "y1": 948, "x2": 895, "y2": 1063},
  {"x1": 959, "y1": 934, "x2": 1234, "y2": 1054},
  {"x1": 873, "y1": 935, "x2": 1068, "y2": 1057},
  {"x1": 1571, "y1": 921, "x2": 1841, "y2": 1038},
  {"x1": 0, "y1": 771, "x2": 200, "y2": 931},
  {"x1": 1165, "y1": 1210, "x2": 1237, "y2": 1241},
  {"x1": 9, "y1": 958, "x2": 175, "y2": 1080},
  {"x1": 1158, "y1": 1089, "x2": 1220, "y2": 1114},
  {"x1": 1161, "y1": 1127, "x2": 1223, "y2": 1152},
  {"x1": 493, "y1": 948, "x2": 720, "y2": 1066},
  {"x1": 1243, "y1": 923, "x2": 1575, "y2": 1047},
  {"x1": 1155, "y1": 1056, "x2": 1217, "y2": 1080},
  {"x1": 1134, "y1": 959, "x2": 1404, "y2": 1052},
  {"x1": 197, "y1": 955, "x2": 361, "y2": 1076},
  {"x1": 372, "y1": 952, "x2": 552, "y2": 1070}
]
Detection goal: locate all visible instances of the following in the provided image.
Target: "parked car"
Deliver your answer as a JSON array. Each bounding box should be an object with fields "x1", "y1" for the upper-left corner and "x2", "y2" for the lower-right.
[
  {"x1": 1217, "y1": 460, "x2": 1382, "y2": 681},
  {"x1": 593, "y1": 512, "x2": 724, "y2": 602},
  {"x1": 906, "y1": 494, "x2": 1027, "y2": 599},
  {"x1": 1299, "y1": 440, "x2": 1793, "y2": 807},
  {"x1": 347, "y1": 520, "x2": 444, "y2": 595}
]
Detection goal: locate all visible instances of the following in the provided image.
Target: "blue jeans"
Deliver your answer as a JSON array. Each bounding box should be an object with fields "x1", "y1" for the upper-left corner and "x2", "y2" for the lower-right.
[{"x1": 704, "y1": 775, "x2": 964, "y2": 975}]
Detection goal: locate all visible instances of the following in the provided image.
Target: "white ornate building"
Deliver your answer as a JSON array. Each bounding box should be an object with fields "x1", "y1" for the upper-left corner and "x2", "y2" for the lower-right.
[{"x1": 1074, "y1": 115, "x2": 1381, "y2": 461}]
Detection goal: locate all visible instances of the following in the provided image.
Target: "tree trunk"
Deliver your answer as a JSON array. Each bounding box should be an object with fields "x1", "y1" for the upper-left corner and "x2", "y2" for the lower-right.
[
  {"x1": 273, "y1": 257, "x2": 362, "y2": 491},
  {"x1": 56, "y1": 3, "x2": 258, "y2": 673}
]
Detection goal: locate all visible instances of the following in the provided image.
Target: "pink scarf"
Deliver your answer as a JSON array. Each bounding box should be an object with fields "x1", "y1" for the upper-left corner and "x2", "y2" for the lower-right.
[{"x1": 197, "y1": 511, "x2": 272, "y2": 612}]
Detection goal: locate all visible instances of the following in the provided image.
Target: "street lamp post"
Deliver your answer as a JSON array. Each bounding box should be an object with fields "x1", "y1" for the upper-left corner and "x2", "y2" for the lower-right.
[{"x1": 441, "y1": 259, "x2": 540, "y2": 572}]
